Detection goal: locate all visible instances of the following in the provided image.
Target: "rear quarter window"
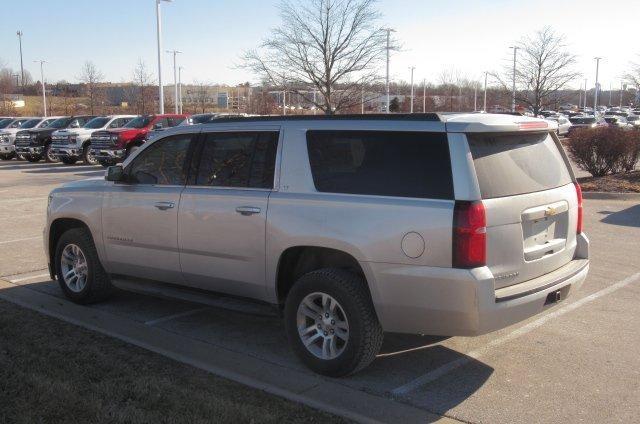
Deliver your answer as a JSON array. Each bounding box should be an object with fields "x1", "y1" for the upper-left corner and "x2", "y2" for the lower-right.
[
  {"x1": 467, "y1": 132, "x2": 572, "y2": 199},
  {"x1": 306, "y1": 130, "x2": 453, "y2": 199}
]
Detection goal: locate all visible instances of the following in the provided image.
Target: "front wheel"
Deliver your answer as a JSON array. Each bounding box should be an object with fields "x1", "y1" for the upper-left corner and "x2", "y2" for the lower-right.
[
  {"x1": 83, "y1": 145, "x2": 98, "y2": 165},
  {"x1": 0, "y1": 152, "x2": 16, "y2": 160},
  {"x1": 284, "y1": 268, "x2": 383, "y2": 377},
  {"x1": 55, "y1": 227, "x2": 113, "y2": 304},
  {"x1": 44, "y1": 144, "x2": 59, "y2": 163}
]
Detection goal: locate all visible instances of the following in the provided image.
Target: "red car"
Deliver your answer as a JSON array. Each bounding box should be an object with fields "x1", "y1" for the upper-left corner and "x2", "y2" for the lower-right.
[{"x1": 90, "y1": 114, "x2": 189, "y2": 167}]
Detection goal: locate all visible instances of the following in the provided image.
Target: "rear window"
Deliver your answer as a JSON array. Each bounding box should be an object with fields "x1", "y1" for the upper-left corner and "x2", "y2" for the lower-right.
[
  {"x1": 467, "y1": 132, "x2": 572, "y2": 199},
  {"x1": 306, "y1": 131, "x2": 453, "y2": 199}
]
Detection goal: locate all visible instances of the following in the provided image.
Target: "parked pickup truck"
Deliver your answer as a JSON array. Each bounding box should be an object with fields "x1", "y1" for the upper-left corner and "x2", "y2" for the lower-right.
[
  {"x1": 50, "y1": 115, "x2": 137, "y2": 165},
  {"x1": 90, "y1": 114, "x2": 188, "y2": 167},
  {"x1": 15, "y1": 116, "x2": 96, "y2": 162},
  {"x1": 0, "y1": 117, "x2": 49, "y2": 160},
  {"x1": 45, "y1": 113, "x2": 589, "y2": 376}
]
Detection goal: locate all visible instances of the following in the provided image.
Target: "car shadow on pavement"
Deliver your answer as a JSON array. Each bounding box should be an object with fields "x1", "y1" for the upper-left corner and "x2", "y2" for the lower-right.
[
  {"x1": 24, "y1": 167, "x2": 102, "y2": 174},
  {"x1": 8, "y1": 279, "x2": 493, "y2": 415},
  {"x1": 599, "y1": 204, "x2": 640, "y2": 228}
]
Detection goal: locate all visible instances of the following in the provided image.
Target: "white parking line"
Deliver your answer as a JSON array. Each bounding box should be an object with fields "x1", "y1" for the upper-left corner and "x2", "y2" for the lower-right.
[
  {"x1": 9, "y1": 273, "x2": 51, "y2": 283},
  {"x1": 144, "y1": 307, "x2": 210, "y2": 326},
  {"x1": 391, "y1": 271, "x2": 640, "y2": 396},
  {"x1": 0, "y1": 197, "x2": 47, "y2": 203},
  {"x1": 0, "y1": 236, "x2": 41, "y2": 245}
]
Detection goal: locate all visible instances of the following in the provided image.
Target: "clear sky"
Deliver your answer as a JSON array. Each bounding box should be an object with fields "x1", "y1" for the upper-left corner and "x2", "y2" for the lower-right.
[{"x1": 2, "y1": 0, "x2": 638, "y2": 89}]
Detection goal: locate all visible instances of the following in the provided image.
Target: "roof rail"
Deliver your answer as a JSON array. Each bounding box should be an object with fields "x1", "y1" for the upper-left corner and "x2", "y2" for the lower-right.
[{"x1": 202, "y1": 113, "x2": 442, "y2": 124}]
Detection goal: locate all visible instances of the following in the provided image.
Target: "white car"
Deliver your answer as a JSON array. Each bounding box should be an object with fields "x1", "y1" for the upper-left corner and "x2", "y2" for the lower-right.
[
  {"x1": 0, "y1": 117, "x2": 62, "y2": 160},
  {"x1": 545, "y1": 115, "x2": 572, "y2": 136},
  {"x1": 50, "y1": 115, "x2": 137, "y2": 165}
]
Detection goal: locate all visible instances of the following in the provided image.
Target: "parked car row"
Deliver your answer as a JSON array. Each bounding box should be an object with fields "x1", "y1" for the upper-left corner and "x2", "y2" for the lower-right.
[{"x1": 1, "y1": 114, "x2": 189, "y2": 166}]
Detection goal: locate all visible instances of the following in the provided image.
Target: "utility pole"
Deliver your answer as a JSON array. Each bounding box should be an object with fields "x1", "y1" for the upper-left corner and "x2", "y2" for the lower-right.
[
  {"x1": 382, "y1": 28, "x2": 395, "y2": 113},
  {"x1": 608, "y1": 82, "x2": 612, "y2": 106},
  {"x1": 583, "y1": 78, "x2": 588, "y2": 109},
  {"x1": 509, "y1": 46, "x2": 519, "y2": 112},
  {"x1": 282, "y1": 91, "x2": 286, "y2": 116},
  {"x1": 34, "y1": 60, "x2": 47, "y2": 117},
  {"x1": 474, "y1": 80, "x2": 478, "y2": 111},
  {"x1": 422, "y1": 79, "x2": 426, "y2": 112},
  {"x1": 178, "y1": 66, "x2": 184, "y2": 114},
  {"x1": 594, "y1": 57, "x2": 602, "y2": 113},
  {"x1": 409, "y1": 66, "x2": 415, "y2": 113},
  {"x1": 166, "y1": 49, "x2": 182, "y2": 114},
  {"x1": 483, "y1": 71, "x2": 488, "y2": 112},
  {"x1": 361, "y1": 86, "x2": 364, "y2": 114},
  {"x1": 156, "y1": 0, "x2": 172, "y2": 114},
  {"x1": 16, "y1": 31, "x2": 25, "y2": 92}
]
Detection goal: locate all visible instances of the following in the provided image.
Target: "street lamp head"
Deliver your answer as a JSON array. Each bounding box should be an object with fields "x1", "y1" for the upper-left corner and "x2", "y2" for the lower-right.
[{"x1": 17, "y1": 30, "x2": 23, "y2": 36}]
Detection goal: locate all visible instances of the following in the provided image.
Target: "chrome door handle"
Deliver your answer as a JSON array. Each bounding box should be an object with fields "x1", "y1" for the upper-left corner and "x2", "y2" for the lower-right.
[
  {"x1": 235, "y1": 206, "x2": 261, "y2": 216},
  {"x1": 154, "y1": 201, "x2": 175, "y2": 210}
]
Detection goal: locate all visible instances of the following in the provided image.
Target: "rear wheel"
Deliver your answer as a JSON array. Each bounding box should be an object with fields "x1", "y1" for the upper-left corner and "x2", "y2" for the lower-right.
[
  {"x1": 83, "y1": 144, "x2": 98, "y2": 165},
  {"x1": 55, "y1": 227, "x2": 113, "y2": 304},
  {"x1": 284, "y1": 268, "x2": 383, "y2": 376}
]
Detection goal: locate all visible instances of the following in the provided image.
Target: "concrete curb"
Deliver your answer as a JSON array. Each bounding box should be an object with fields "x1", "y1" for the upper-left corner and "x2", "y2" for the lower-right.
[
  {"x1": 583, "y1": 191, "x2": 640, "y2": 200},
  {"x1": 0, "y1": 279, "x2": 455, "y2": 424}
]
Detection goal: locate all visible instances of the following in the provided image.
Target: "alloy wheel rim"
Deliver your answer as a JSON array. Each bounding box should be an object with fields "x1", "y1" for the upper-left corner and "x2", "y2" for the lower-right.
[
  {"x1": 296, "y1": 292, "x2": 349, "y2": 360},
  {"x1": 60, "y1": 244, "x2": 88, "y2": 293}
]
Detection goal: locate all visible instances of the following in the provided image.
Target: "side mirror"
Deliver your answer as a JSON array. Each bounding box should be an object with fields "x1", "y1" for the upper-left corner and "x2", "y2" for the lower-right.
[
  {"x1": 153, "y1": 123, "x2": 163, "y2": 130},
  {"x1": 105, "y1": 165, "x2": 125, "y2": 182}
]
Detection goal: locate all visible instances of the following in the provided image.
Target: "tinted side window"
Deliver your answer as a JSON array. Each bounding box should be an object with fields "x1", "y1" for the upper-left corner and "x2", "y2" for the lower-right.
[
  {"x1": 127, "y1": 134, "x2": 192, "y2": 185},
  {"x1": 168, "y1": 117, "x2": 183, "y2": 127},
  {"x1": 306, "y1": 131, "x2": 453, "y2": 199},
  {"x1": 195, "y1": 132, "x2": 278, "y2": 189}
]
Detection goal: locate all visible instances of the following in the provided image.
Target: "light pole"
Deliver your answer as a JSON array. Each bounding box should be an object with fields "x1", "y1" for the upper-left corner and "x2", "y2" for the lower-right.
[
  {"x1": 34, "y1": 60, "x2": 47, "y2": 117},
  {"x1": 620, "y1": 82, "x2": 625, "y2": 108},
  {"x1": 156, "y1": 0, "x2": 173, "y2": 114},
  {"x1": 594, "y1": 57, "x2": 602, "y2": 113},
  {"x1": 583, "y1": 78, "x2": 587, "y2": 109},
  {"x1": 178, "y1": 66, "x2": 184, "y2": 114},
  {"x1": 382, "y1": 28, "x2": 395, "y2": 113},
  {"x1": 474, "y1": 80, "x2": 478, "y2": 111},
  {"x1": 608, "y1": 82, "x2": 612, "y2": 106},
  {"x1": 483, "y1": 71, "x2": 488, "y2": 112},
  {"x1": 16, "y1": 31, "x2": 25, "y2": 92},
  {"x1": 409, "y1": 66, "x2": 415, "y2": 113},
  {"x1": 509, "y1": 46, "x2": 519, "y2": 112},
  {"x1": 361, "y1": 86, "x2": 364, "y2": 114},
  {"x1": 422, "y1": 79, "x2": 426, "y2": 112},
  {"x1": 282, "y1": 91, "x2": 286, "y2": 116},
  {"x1": 166, "y1": 49, "x2": 182, "y2": 114}
]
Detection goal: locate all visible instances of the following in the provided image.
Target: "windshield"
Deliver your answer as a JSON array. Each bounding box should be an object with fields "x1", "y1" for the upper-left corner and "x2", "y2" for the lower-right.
[
  {"x1": 48, "y1": 118, "x2": 73, "y2": 129},
  {"x1": 570, "y1": 117, "x2": 596, "y2": 124},
  {"x1": 19, "y1": 119, "x2": 42, "y2": 129},
  {"x1": 39, "y1": 118, "x2": 58, "y2": 128},
  {"x1": 83, "y1": 117, "x2": 110, "y2": 129},
  {"x1": 8, "y1": 119, "x2": 30, "y2": 129},
  {"x1": 0, "y1": 119, "x2": 13, "y2": 129},
  {"x1": 124, "y1": 116, "x2": 152, "y2": 129}
]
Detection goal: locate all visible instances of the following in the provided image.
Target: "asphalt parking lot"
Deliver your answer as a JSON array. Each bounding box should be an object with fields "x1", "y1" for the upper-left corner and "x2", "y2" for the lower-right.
[{"x1": 0, "y1": 159, "x2": 639, "y2": 423}]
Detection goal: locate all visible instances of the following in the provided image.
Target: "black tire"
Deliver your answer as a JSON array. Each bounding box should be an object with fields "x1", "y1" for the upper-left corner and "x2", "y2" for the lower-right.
[
  {"x1": 26, "y1": 155, "x2": 41, "y2": 162},
  {"x1": 44, "y1": 144, "x2": 59, "y2": 163},
  {"x1": 61, "y1": 157, "x2": 77, "y2": 165},
  {"x1": 54, "y1": 227, "x2": 113, "y2": 304},
  {"x1": 126, "y1": 144, "x2": 140, "y2": 159},
  {"x1": 0, "y1": 153, "x2": 15, "y2": 160},
  {"x1": 99, "y1": 160, "x2": 112, "y2": 168},
  {"x1": 83, "y1": 144, "x2": 98, "y2": 165},
  {"x1": 284, "y1": 268, "x2": 383, "y2": 377}
]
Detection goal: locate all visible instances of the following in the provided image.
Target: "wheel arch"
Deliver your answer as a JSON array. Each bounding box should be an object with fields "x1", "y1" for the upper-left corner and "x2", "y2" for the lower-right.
[
  {"x1": 48, "y1": 218, "x2": 92, "y2": 279},
  {"x1": 275, "y1": 245, "x2": 375, "y2": 308}
]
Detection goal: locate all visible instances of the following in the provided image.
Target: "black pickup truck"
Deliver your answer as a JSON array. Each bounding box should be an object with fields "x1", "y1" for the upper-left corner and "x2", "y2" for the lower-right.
[{"x1": 14, "y1": 115, "x2": 95, "y2": 162}]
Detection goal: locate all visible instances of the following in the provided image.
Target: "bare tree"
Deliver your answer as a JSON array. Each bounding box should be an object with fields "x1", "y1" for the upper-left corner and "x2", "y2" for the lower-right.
[
  {"x1": 78, "y1": 61, "x2": 104, "y2": 114},
  {"x1": 243, "y1": 0, "x2": 387, "y2": 114},
  {"x1": 624, "y1": 57, "x2": 640, "y2": 90},
  {"x1": 192, "y1": 80, "x2": 211, "y2": 113},
  {"x1": 132, "y1": 59, "x2": 155, "y2": 114},
  {"x1": 493, "y1": 27, "x2": 579, "y2": 115}
]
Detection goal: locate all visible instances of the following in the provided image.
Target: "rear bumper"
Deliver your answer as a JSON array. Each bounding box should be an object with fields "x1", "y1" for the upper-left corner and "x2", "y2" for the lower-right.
[{"x1": 368, "y1": 233, "x2": 590, "y2": 336}]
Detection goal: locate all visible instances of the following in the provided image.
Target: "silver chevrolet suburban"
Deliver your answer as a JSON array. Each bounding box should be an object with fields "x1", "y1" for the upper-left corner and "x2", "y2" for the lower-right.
[{"x1": 45, "y1": 113, "x2": 589, "y2": 376}]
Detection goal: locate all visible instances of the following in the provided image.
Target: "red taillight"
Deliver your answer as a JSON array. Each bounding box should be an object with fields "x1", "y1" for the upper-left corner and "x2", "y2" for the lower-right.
[
  {"x1": 574, "y1": 182, "x2": 583, "y2": 234},
  {"x1": 453, "y1": 201, "x2": 486, "y2": 268}
]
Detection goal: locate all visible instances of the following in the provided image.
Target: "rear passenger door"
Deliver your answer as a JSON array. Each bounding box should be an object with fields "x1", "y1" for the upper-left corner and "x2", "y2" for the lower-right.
[{"x1": 178, "y1": 130, "x2": 279, "y2": 300}]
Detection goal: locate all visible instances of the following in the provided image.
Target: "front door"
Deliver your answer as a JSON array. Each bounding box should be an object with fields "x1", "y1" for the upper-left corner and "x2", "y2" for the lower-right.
[
  {"x1": 102, "y1": 133, "x2": 195, "y2": 283},
  {"x1": 178, "y1": 130, "x2": 279, "y2": 300}
]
